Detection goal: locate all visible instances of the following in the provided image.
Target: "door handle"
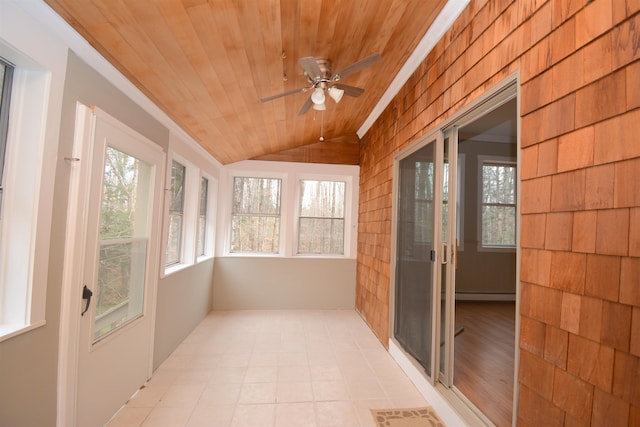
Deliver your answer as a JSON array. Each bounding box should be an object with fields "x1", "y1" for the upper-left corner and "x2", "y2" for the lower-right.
[{"x1": 81, "y1": 285, "x2": 93, "y2": 316}]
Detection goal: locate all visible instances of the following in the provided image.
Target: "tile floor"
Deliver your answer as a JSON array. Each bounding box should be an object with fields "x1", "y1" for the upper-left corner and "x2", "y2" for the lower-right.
[{"x1": 106, "y1": 310, "x2": 432, "y2": 427}]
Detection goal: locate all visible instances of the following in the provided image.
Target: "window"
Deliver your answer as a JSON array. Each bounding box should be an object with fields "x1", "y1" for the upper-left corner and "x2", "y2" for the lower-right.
[
  {"x1": 0, "y1": 59, "x2": 13, "y2": 217},
  {"x1": 165, "y1": 160, "x2": 185, "y2": 265},
  {"x1": 95, "y1": 145, "x2": 153, "y2": 341},
  {"x1": 197, "y1": 176, "x2": 208, "y2": 256},
  {"x1": 230, "y1": 177, "x2": 281, "y2": 253},
  {"x1": 298, "y1": 180, "x2": 345, "y2": 255},
  {"x1": 162, "y1": 146, "x2": 217, "y2": 275},
  {"x1": 222, "y1": 162, "x2": 358, "y2": 258},
  {"x1": 0, "y1": 43, "x2": 56, "y2": 340},
  {"x1": 481, "y1": 161, "x2": 516, "y2": 248}
]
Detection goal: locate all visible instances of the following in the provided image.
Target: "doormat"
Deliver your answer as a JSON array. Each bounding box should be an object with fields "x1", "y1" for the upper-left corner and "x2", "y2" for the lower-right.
[{"x1": 371, "y1": 406, "x2": 446, "y2": 427}]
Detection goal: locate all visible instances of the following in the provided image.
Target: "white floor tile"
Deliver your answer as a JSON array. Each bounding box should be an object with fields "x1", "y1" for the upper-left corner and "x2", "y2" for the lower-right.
[
  {"x1": 275, "y1": 402, "x2": 317, "y2": 427},
  {"x1": 346, "y1": 380, "x2": 386, "y2": 401},
  {"x1": 244, "y1": 366, "x2": 278, "y2": 383},
  {"x1": 339, "y1": 362, "x2": 375, "y2": 382},
  {"x1": 160, "y1": 355, "x2": 194, "y2": 370},
  {"x1": 208, "y1": 366, "x2": 246, "y2": 384},
  {"x1": 315, "y1": 401, "x2": 359, "y2": 427},
  {"x1": 380, "y1": 378, "x2": 425, "y2": 399},
  {"x1": 310, "y1": 364, "x2": 342, "y2": 381},
  {"x1": 186, "y1": 404, "x2": 234, "y2": 427},
  {"x1": 109, "y1": 310, "x2": 442, "y2": 427},
  {"x1": 307, "y1": 351, "x2": 336, "y2": 366},
  {"x1": 141, "y1": 407, "x2": 192, "y2": 427},
  {"x1": 174, "y1": 368, "x2": 214, "y2": 386},
  {"x1": 231, "y1": 404, "x2": 276, "y2": 426},
  {"x1": 238, "y1": 382, "x2": 277, "y2": 404},
  {"x1": 145, "y1": 368, "x2": 180, "y2": 387},
  {"x1": 277, "y1": 352, "x2": 308, "y2": 366},
  {"x1": 126, "y1": 386, "x2": 168, "y2": 408},
  {"x1": 249, "y1": 352, "x2": 279, "y2": 367},
  {"x1": 312, "y1": 380, "x2": 350, "y2": 401},
  {"x1": 156, "y1": 384, "x2": 205, "y2": 409},
  {"x1": 277, "y1": 365, "x2": 311, "y2": 382},
  {"x1": 219, "y1": 353, "x2": 251, "y2": 368},
  {"x1": 276, "y1": 381, "x2": 314, "y2": 403},
  {"x1": 106, "y1": 407, "x2": 152, "y2": 427},
  {"x1": 198, "y1": 383, "x2": 242, "y2": 406}
]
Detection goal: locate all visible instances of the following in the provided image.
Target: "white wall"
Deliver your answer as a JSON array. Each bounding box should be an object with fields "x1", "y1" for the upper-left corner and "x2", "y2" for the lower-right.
[
  {"x1": 213, "y1": 257, "x2": 356, "y2": 309},
  {"x1": 155, "y1": 258, "x2": 214, "y2": 368}
]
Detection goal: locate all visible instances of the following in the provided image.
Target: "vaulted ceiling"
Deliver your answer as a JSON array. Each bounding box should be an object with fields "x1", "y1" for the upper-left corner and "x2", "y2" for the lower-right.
[{"x1": 44, "y1": 0, "x2": 447, "y2": 165}]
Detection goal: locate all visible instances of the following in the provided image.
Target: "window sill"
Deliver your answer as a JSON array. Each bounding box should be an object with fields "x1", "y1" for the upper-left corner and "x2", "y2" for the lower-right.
[
  {"x1": 220, "y1": 252, "x2": 355, "y2": 260},
  {"x1": 162, "y1": 262, "x2": 190, "y2": 278},
  {"x1": 162, "y1": 256, "x2": 214, "y2": 278},
  {"x1": 223, "y1": 252, "x2": 282, "y2": 258},
  {"x1": 196, "y1": 255, "x2": 214, "y2": 264},
  {"x1": 0, "y1": 320, "x2": 46, "y2": 343},
  {"x1": 294, "y1": 253, "x2": 353, "y2": 260}
]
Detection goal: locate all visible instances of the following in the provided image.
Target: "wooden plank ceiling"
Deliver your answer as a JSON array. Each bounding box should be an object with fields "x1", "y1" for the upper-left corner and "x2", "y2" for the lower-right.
[{"x1": 44, "y1": 0, "x2": 447, "y2": 165}]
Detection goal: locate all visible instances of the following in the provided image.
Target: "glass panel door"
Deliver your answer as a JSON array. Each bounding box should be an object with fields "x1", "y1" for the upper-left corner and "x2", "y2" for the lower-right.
[
  {"x1": 394, "y1": 140, "x2": 439, "y2": 377},
  {"x1": 76, "y1": 107, "x2": 164, "y2": 427}
]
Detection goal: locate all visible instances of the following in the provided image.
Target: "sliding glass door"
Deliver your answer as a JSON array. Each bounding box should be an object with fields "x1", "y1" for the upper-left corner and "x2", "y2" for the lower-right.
[
  {"x1": 393, "y1": 137, "x2": 442, "y2": 379},
  {"x1": 392, "y1": 81, "x2": 518, "y2": 426}
]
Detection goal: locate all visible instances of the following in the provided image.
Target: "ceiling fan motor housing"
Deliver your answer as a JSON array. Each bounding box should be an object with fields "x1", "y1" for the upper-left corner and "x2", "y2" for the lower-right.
[{"x1": 308, "y1": 59, "x2": 333, "y2": 88}]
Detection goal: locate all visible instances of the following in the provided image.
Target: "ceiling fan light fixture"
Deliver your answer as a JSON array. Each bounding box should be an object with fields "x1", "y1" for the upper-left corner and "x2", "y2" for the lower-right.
[
  {"x1": 311, "y1": 88, "x2": 325, "y2": 105},
  {"x1": 312, "y1": 102, "x2": 326, "y2": 111},
  {"x1": 328, "y1": 87, "x2": 344, "y2": 103}
]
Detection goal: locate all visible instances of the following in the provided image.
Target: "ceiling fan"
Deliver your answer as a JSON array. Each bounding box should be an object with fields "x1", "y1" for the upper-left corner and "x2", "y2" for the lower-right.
[{"x1": 260, "y1": 53, "x2": 382, "y2": 116}]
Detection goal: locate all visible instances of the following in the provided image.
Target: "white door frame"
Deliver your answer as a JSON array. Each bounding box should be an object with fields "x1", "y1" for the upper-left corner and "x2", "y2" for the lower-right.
[{"x1": 56, "y1": 103, "x2": 165, "y2": 427}]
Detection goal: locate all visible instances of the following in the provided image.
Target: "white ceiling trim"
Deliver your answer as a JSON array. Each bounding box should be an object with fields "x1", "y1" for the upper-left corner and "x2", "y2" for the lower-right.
[{"x1": 357, "y1": 0, "x2": 470, "y2": 139}]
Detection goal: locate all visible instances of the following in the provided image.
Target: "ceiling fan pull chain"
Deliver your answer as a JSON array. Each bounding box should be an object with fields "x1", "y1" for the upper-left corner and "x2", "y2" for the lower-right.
[{"x1": 319, "y1": 110, "x2": 325, "y2": 142}]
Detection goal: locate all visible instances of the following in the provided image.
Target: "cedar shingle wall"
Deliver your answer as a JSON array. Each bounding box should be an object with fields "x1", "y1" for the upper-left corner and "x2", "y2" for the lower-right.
[{"x1": 355, "y1": 0, "x2": 639, "y2": 424}]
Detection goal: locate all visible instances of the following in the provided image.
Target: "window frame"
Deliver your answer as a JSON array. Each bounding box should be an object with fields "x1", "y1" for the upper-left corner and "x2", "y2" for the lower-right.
[
  {"x1": 0, "y1": 58, "x2": 14, "y2": 217},
  {"x1": 0, "y1": 42, "x2": 59, "y2": 341},
  {"x1": 197, "y1": 171, "x2": 216, "y2": 262},
  {"x1": 295, "y1": 178, "x2": 347, "y2": 256},
  {"x1": 165, "y1": 159, "x2": 187, "y2": 267},
  {"x1": 161, "y1": 142, "x2": 218, "y2": 277},
  {"x1": 196, "y1": 169, "x2": 218, "y2": 264},
  {"x1": 477, "y1": 155, "x2": 517, "y2": 252},
  {"x1": 197, "y1": 175, "x2": 209, "y2": 257},
  {"x1": 228, "y1": 173, "x2": 285, "y2": 255},
  {"x1": 293, "y1": 172, "x2": 355, "y2": 258}
]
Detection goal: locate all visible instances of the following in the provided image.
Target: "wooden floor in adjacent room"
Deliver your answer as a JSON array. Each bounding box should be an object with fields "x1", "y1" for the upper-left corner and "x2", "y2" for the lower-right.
[{"x1": 453, "y1": 301, "x2": 516, "y2": 427}]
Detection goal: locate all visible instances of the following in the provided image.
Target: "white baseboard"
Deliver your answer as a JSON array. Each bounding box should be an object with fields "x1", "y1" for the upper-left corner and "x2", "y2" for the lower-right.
[{"x1": 455, "y1": 293, "x2": 516, "y2": 301}]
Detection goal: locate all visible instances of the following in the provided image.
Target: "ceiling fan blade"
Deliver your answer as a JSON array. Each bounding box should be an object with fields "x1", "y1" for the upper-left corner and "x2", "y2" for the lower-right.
[
  {"x1": 299, "y1": 56, "x2": 322, "y2": 80},
  {"x1": 298, "y1": 96, "x2": 313, "y2": 116},
  {"x1": 332, "y1": 52, "x2": 382, "y2": 81},
  {"x1": 260, "y1": 86, "x2": 308, "y2": 103},
  {"x1": 332, "y1": 84, "x2": 365, "y2": 98}
]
